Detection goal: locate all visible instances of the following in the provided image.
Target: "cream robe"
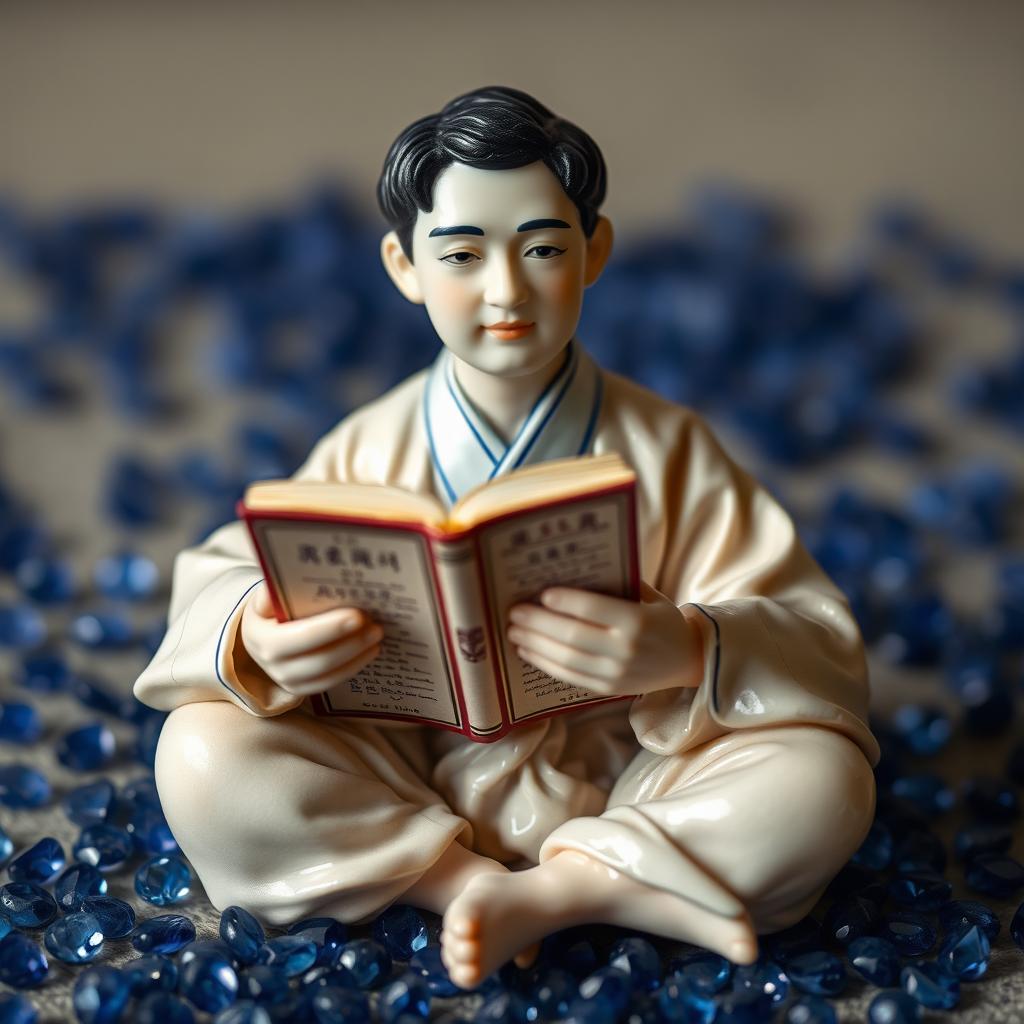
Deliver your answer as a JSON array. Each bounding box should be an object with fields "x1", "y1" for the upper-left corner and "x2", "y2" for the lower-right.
[{"x1": 137, "y1": 357, "x2": 879, "y2": 932}]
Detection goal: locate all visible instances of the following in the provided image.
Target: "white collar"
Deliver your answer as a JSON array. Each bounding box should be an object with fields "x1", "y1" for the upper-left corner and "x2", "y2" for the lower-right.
[{"x1": 423, "y1": 339, "x2": 604, "y2": 508}]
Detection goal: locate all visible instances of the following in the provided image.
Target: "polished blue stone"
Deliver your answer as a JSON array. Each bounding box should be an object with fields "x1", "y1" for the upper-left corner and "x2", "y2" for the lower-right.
[
  {"x1": 372, "y1": 904, "x2": 428, "y2": 961},
  {"x1": 938, "y1": 899, "x2": 1000, "y2": 942},
  {"x1": 180, "y1": 939, "x2": 236, "y2": 965},
  {"x1": 542, "y1": 934, "x2": 598, "y2": 977},
  {"x1": 0, "y1": 933, "x2": 48, "y2": 988},
  {"x1": 378, "y1": 972, "x2": 431, "y2": 1020},
  {"x1": 0, "y1": 827, "x2": 9, "y2": 864},
  {"x1": 15, "y1": 556, "x2": 76, "y2": 604},
  {"x1": 847, "y1": 936, "x2": 902, "y2": 987},
  {"x1": 73, "y1": 824, "x2": 133, "y2": 870},
  {"x1": 212, "y1": 1002, "x2": 273, "y2": 1024},
  {"x1": 81, "y1": 896, "x2": 136, "y2": 939},
  {"x1": 301, "y1": 964, "x2": 357, "y2": 992},
  {"x1": 657, "y1": 975, "x2": 716, "y2": 1024},
  {"x1": 760, "y1": 917, "x2": 822, "y2": 963},
  {"x1": 953, "y1": 824, "x2": 1013, "y2": 863},
  {"x1": 7, "y1": 837, "x2": 65, "y2": 885},
  {"x1": 337, "y1": 938, "x2": 392, "y2": 989},
  {"x1": 517, "y1": 965, "x2": 575, "y2": 1020},
  {"x1": 478, "y1": 990, "x2": 531, "y2": 1023},
  {"x1": 123, "y1": 953, "x2": 179, "y2": 995},
  {"x1": 713, "y1": 987, "x2": 775, "y2": 1023},
  {"x1": 308, "y1": 985, "x2": 370, "y2": 1024},
  {"x1": 54, "y1": 863, "x2": 108, "y2": 911},
  {"x1": 258, "y1": 935, "x2": 318, "y2": 978},
  {"x1": 71, "y1": 675, "x2": 123, "y2": 716},
  {"x1": 966, "y1": 853, "x2": 1024, "y2": 898},
  {"x1": 937, "y1": 924, "x2": 990, "y2": 981},
  {"x1": 784, "y1": 951, "x2": 846, "y2": 996},
  {"x1": 43, "y1": 911, "x2": 104, "y2": 963},
  {"x1": 891, "y1": 704, "x2": 951, "y2": 755},
  {"x1": 901, "y1": 961, "x2": 959, "y2": 1010},
  {"x1": 63, "y1": 779, "x2": 116, "y2": 828},
  {"x1": 179, "y1": 948, "x2": 239, "y2": 1013},
  {"x1": 104, "y1": 455, "x2": 168, "y2": 526},
  {"x1": 221, "y1": 905, "x2": 266, "y2": 965},
  {"x1": 607, "y1": 937, "x2": 662, "y2": 992},
  {"x1": 0, "y1": 604, "x2": 46, "y2": 649},
  {"x1": 69, "y1": 609, "x2": 135, "y2": 650},
  {"x1": 0, "y1": 764, "x2": 51, "y2": 808},
  {"x1": 239, "y1": 963, "x2": 291, "y2": 1003},
  {"x1": 72, "y1": 964, "x2": 132, "y2": 1024},
  {"x1": 822, "y1": 895, "x2": 880, "y2": 944},
  {"x1": 963, "y1": 777, "x2": 1020, "y2": 823},
  {"x1": 579, "y1": 966, "x2": 631, "y2": 1016},
  {"x1": 132, "y1": 913, "x2": 197, "y2": 954},
  {"x1": 57, "y1": 722, "x2": 116, "y2": 771},
  {"x1": 731, "y1": 959, "x2": 789, "y2": 1004},
  {"x1": 888, "y1": 874, "x2": 952, "y2": 911},
  {"x1": 408, "y1": 944, "x2": 459, "y2": 997},
  {"x1": 668, "y1": 951, "x2": 732, "y2": 994},
  {"x1": 288, "y1": 915, "x2": 347, "y2": 965},
  {"x1": 135, "y1": 855, "x2": 192, "y2": 906},
  {"x1": 0, "y1": 702, "x2": 41, "y2": 743},
  {"x1": 126, "y1": 804, "x2": 178, "y2": 856},
  {"x1": 0, "y1": 917, "x2": 9, "y2": 943},
  {"x1": 882, "y1": 912, "x2": 936, "y2": 956},
  {"x1": 0, "y1": 882, "x2": 58, "y2": 927},
  {"x1": 0, "y1": 993, "x2": 38, "y2": 1024},
  {"x1": 93, "y1": 550, "x2": 160, "y2": 600},
  {"x1": 867, "y1": 990, "x2": 920, "y2": 1023},
  {"x1": 135, "y1": 992, "x2": 195, "y2": 1024},
  {"x1": 784, "y1": 996, "x2": 837, "y2": 1024},
  {"x1": 890, "y1": 774, "x2": 955, "y2": 816},
  {"x1": 17, "y1": 649, "x2": 70, "y2": 692}
]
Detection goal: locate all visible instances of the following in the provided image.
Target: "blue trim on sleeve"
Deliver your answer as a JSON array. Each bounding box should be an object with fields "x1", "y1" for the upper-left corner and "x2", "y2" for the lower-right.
[
  {"x1": 215, "y1": 579, "x2": 265, "y2": 709},
  {"x1": 690, "y1": 604, "x2": 721, "y2": 715}
]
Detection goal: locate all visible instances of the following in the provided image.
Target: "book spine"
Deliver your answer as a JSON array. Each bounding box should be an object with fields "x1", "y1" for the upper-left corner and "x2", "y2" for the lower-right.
[{"x1": 429, "y1": 533, "x2": 505, "y2": 737}]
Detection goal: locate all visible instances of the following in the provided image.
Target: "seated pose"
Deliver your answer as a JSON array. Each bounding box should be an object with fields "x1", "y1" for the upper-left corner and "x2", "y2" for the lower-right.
[{"x1": 136, "y1": 86, "x2": 878, "y2": 990}]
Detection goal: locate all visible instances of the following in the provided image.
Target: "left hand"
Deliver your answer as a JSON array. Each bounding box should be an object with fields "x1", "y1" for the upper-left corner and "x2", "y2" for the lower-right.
[{"x1": 506, "y1": 580, "x2": 705, "y2": 697}]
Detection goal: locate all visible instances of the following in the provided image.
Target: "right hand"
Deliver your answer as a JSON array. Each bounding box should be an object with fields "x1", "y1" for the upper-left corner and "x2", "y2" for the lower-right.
[{"x1": 240, "y1": 583, "x2": 384, "y2": 697}]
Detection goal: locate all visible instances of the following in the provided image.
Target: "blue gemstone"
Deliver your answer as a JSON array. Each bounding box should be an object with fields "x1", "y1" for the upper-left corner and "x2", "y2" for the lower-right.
[
  {"x1": 135, "y1": 855, "x2": 192, "y2": 906},
  {"x1": 882, "y1": 912, "x2": 936, "y2": 956},
  {"x1": 847, "y1": 936, "x2": 901, "y2": 987},
  {"x1": 901, "y1": 961, "x2": 959, "y2": 1010},
  {"x1": 937, "y1": 924, "x2": 990, "y2": 981},
  {"x1": 713, "y1": 987, "x2": 776, "y2": 1023},
  {"x1": 607, "y1": 936, "x2": 662, "y2": 992},
  {"x1": 55, "y1": 864, "x2": 108, "y2": 911},
  {"x1": 0, "y1": 918, "x2": 9, "y2": 943},
  {"x1": 0, "y1": 827, "x2": 10, "y2": 864},
  {"x1": 180, "y1": 939, "x2": 237, "y2": 965},
  {"x1": 579, "y1": 966, "x2": 631, "y2": 1016},
  {"x1": 7, "y1": 837, "x2": 65, "y2": 885},
  {"x1": 179, "y1": 949, "x2": 239, "y2": 1013},
  {"x1": 221, "y1": 906, "x2": 266, "y2": 965},
  {"x1": 69, "y1": 609, "x2": 135, "y2": 650},
  {"x1": 0, "y1": 604, "x2": 46, "y2": 649},
  {"x1": 121, "y1": 775, "x2": 161, "y2": 808},
  {"x1": 408, "y1": 944, "x2": 459, "y2": 997},
  {"x1": 15, "y1": 556, "x2": 76, "y2": 604},
  {"x1": 135, "y1": 992, "x2": 195, "y2": 1024},
  {"x1": 953, "y1": 824, "x2": 1012, "y2": 863},
  {"x1": 0, "y1": 993, "x2": 38, "y2": 1024},
  {"x1": 0, "y1": 883, "x2": 58, "y2": 927},
  {"x1": 72, "y1": 964, "x2": 132, "y2": 1024},
  {"x1": 518, "y1": 965, "x2": 575, "y2": 1020},
  {"x1": 301, "y1": 964, "x2": 357, "y2": 991},
  {"x1": 57, "y1": 723, "x2": 116, "y2": 771},
  {"x1": 17, "y1": 649, "x2": 70, "y2": 692},
  {"x1": 891, "y1": 704, "x2": 951, "y2": 755},
  {"x1": 93, "y1": 550, "x2": 160, "y2": 600},
  {"x1": 63, "y1": 779, "x2": 116, "y2": 827},
  {"x1": 288, "y1": 915, "x2": 347, "y2": 965},
  {"x1": 0, "y1": 523, "x2": 48, "y2": 575},
  {"x1": 822, "y1": 896, "x2": 880, "y2": 944},
  {"x1": 657, "y1": 975, "x2": 716, "y2": 1023},
  {"x1": 760, "y1": 917, "x2": 822, "y2": 963},
  {"x1": 378, "y1": 972, "x2": 431, "y2": 1021},
  {"x1": 0, "y1": 764, "x2": 51, "y2": 808},
  {"x1": 239, "y1": 963, "x2": 291, "y2": 1003},
  {"x1": 309, "y1": 986, "x2": 370, "y2": 1024},
  {"x1": 1012, "y1": 904, "x2": 1024, "y2": 950},
  {"x1": 125, "y1": 804, "x2": 178, "y2": 855},
  {"x1": 784, "y1": 996, "x2": 837, "y2": 1024},
  {"x1": 783, "y1": 951, "x2": 846, "y2": 996},
  {"x1": 963, "y1": 777, "x2": 1020, "y2": 823},
  {"x1": 888, "y1": 874, "x2": 952, "y2": 911},
  {"x1": 0, "y1": 933, "x2": 48, "y2": 988},
  {"x1": 667, "y1": 951, "x2": 732, "y2": 994},
  {"x1": 867, "y1": 990, "x2": 920, "y2": 1024},
  {"x1": 0, "y1": 702, "x2": 42, "y2": 743},
  {"x1": 74, "y1": 824, "x2": 133, "y2": 870},
  {"x1": 965, "y1": 853, "x2": 1024, "y2": 898},
  {"x1": 372, "y1": 904, "x2": 429, "y2": 961},
  {"x1": 104, "y1": 455, "x2": 168, "y2": 526},
  {"x1": 337, "y1": 938, "x2": 392, "y2": 989},
  {"x1": 938, "y1": 900, "x2": 1000, "y2": 942},
  {"x1": 44, "y1": 911, "x2": 104, "y2": 963},
  {"x1": 890, "y1": 774, "x2": 955, "y2": 816},
  {"x1": 212, "y1": 1002, "x2": 273, "y2": 1024},
  {"x1": 258, "y1": 936, "x2": 317, "y2": 978},
  {"x1": 81, "y1": 896, "x2": 136, "y2": 939},
  {"x1": 132, "y1": 913, "x2": 197, "y2": 954},
  {"x1": 478, "y1": 990, "x2": 530, "y2": 1023},
  {"x1": 71, "y1": 675, "x2": 123, "y2": 716},
  {"x1": 731, "y1": 959, "x2": 789, "y2": 1004},
  {"x1": 542, "y1": 934, "x2": 598, "y2": 977},
  {"x1": 123, "y1": 953, "x2": 179, "y2": 995}
]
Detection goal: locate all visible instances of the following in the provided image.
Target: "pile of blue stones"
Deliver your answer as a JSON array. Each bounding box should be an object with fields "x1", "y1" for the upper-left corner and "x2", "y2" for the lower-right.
[{"x1": 0, "y1": 182, "x2": 1023, "y2": 1023}]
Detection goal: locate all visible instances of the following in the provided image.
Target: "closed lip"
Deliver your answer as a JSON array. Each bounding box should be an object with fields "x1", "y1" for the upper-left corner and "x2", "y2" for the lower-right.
[{"x1": 485, "y1": 321, "x2": 534, "y2": 330}]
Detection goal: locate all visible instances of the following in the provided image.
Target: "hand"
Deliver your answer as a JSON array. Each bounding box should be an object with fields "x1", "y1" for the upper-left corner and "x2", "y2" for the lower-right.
[
  {"x1": 240, "y1": 583, "x2": 384, "y2": 697},
  {"x1": 506, "y1": 581, "x2": 704, "y2": 697}
]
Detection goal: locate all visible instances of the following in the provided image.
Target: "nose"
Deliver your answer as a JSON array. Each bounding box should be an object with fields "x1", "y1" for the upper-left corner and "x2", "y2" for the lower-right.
[{"x1": 483, "y1": 252, "x2": 529, "y2": 311}]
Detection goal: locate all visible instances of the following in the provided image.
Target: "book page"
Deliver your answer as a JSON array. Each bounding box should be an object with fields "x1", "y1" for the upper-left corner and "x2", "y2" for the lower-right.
[
  {"x1": 250, "y1": 519, "x2": 460, "y2": 727},
  {"x1": 477, "y1": 491, "x2": 636, "y2": 722}
]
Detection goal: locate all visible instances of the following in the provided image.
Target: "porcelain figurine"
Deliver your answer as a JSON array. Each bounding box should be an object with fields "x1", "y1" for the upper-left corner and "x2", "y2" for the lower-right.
[{"x1": 136, "y1": 85, "x2": 878, "y2": 989}]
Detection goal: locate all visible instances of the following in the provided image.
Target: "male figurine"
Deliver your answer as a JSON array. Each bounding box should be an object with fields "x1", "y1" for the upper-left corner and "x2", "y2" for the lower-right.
[{"x1": 136, "y1": 86, "x2": 878, "y2": 989}]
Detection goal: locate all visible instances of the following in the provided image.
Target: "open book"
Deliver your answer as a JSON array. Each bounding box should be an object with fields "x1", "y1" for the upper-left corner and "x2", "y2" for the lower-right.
[{"x1": 238, "y1": 452, "x2": 640, "y2": 742}]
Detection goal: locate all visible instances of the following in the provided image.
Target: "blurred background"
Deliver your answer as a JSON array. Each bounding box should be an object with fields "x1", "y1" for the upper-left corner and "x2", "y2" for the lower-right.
[{"x1": 1, "y1": 2, "x2": 1023, "y2": 1021}]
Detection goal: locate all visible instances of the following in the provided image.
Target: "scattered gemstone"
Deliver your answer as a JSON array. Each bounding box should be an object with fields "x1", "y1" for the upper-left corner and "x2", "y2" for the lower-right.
[
  {"x1": 80, "y1": 896, "x2": 136, "y2": 939},
  {"x1": 72, "y1": 964, "x2": 132, "y2": 1024},
  {"x1": 179, "y1": 948, "x2": 239, "y2": 1013},
  {"x1": 309, "y1": 986, "x2": 370, "y2": 1024},
  {"x1": 17, "y1": 649, "x2": 70, "y2": 692},
  {"x1": 7, "y1": 837, "x2": 65, "y2": 885},
  {"x1": 408, "y1": 944, "x2": 459, "y2": 998},
  {"x1": 784, "y1": 996, "x2": 837, "y2": 1024},
  {"x1": 0, "y1": 604, "x2": 46, "y2": 650},
  {"x1": 0, "y1": 882, "x2": 59, "y2": 928},
  {"x1": 822, "y1": 896, "x2": 880, "y2": 944},
  {"x1": 63, "y1": 779, "x2": 116, "y2": 827},
  {"x1": 667, "y1": 951, "x2": 732, "y2": 994},
  {"x1": 93, "y1": 550, "x2": 160, "y2": 600},
  {"x1": 221, "y1": 905, "x2": 266, "y2": 965},
  {"x1": 69, "y1": 609, "x2": 135, "y2": 650},
  {"x1": 135, "y1": 855, "x2": 192, "y2": 906},
  {"x1": 867, "y1": 990, "x2": 921, "y2": 1023},
  {"x1": 0, "y1": 765, "x2": 50, "y2": 809},
  {"x1": 56, "y1": 723, "x2": 116, "y2": 771},
  {"x1": 0, "y1": 933, "x2": 48, "y2": 988},
  {"x1": 881, "y1": 912, "x2": 936, "y2": 956},
  {"x1": 54, "y1": 863, "x2": 107, "y2": 911},
  {"x1": 258, "y1": 936, "x2": 317, "y2": 978},
  {"x1": 43, "y1": 911, "x2": 103, "y2": 963},
  {"x1": 378, "y1": 972, "x2": 431, "y2": 1021},
  {"x1": 73, "y1": 824, "x2": 133, "y2": 870},
  {"x1": 965, "y1": 853, "x2": 1024, "y2": 898},
  {"x1": 135, "y1": 992, "x2": 196, "y2": 1024},
  {"x1": 888, "y1": 874, "x2": 952, "y2": 912},
  {"x1": 337, "y1": 938, "x2": 392, "y2": 989},
  {"x1": 953, "y1": 824, "x2": 1013, "y2": 863},
  {"x1": 0, "y1": 993, "x2": 38, "y2": 1024},
  {"x1": 372, "y1": 904, "x2": 429, "y2": 961},
  {"x1": 731, "y1": 959, "x2": 789, "y2": 1004},
  {"x1": 784, "y1": 951, "x2": 846, "y2": 996},
  {"x1": 847, "y1": 936, "x2": 902, "y2": 987},
  {"x1": 937, "y1": 924, "x2": 990, "y2": 981},
  {"x1": 132, "y1": 914, "x2": 197, "y2": 955},
  {"x1": 607, "y1": 937, "x2": 662, "y2": 992},
  {"x1": 938, "y1": 900, "x2": 1001, "y2": 942},
  {"x1": 901, "y1": 961, "x2": 959, "y2": 1010},
  {"x1": 239, "y1": 963, "x2": 290, "y2": 1004},
  {"x1": 0, "y1": 702, "x2": 42, "y2": 744},
  {"x1": 123, "y1": 953, "x2": 179, "y2": 996}
]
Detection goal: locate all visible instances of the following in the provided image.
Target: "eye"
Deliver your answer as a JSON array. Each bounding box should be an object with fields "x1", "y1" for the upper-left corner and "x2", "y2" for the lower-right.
[
  {"x1": 440, "y1": 251, "x2": 480, "y2": 266},
  {"x1": 525, "y1": 245, "x2": 567, "y2": 260}
]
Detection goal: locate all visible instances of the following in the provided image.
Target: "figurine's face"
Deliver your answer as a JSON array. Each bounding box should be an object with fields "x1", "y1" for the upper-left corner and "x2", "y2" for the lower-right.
[{"x1": 382, "y1": 161, "x2": 611, "y2": 378}]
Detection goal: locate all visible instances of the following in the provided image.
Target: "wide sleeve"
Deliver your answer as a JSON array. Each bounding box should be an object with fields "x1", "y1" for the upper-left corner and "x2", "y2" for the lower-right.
[
  {"x1": 133, "y1": 423, "x2": 353, "y2": 717},
  {"x1": 628, "y1": 413, "x2": 880, "y2": 764}
]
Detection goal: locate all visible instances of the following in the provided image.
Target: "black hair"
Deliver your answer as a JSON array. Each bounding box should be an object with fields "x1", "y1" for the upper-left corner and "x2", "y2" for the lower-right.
[{"x1": 377, "y1": 85, "x2": 607, "y2": 260}]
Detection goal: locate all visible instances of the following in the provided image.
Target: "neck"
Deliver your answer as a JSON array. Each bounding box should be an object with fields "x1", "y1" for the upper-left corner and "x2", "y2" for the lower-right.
[{"x1": 452, "y1": 344, "x2": 573, "y2": 444}]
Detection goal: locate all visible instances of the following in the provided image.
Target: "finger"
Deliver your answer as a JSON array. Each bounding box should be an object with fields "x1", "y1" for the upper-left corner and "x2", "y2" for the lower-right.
[
  {"x1": 251, "y1": 584, "x2": 275, "y2": 617},
  {"x1": 514, "y1": 643, "x2": 614, "y2": 695},
  {"x1": 252, "y1": 606, "x2": 366, "y2": 661},
  {"x1": 507, "y1": 626, "x2": 621, "y2": 679},
  {"x1": 507, "y1": 606, "x2": 625, "y2": 657},
  {"x1": 282, "y1": 640, "x2": 384, "y2": 696},
  {"x1": 276, "y1": 624, "x2": 384, "y2": 685},
  {"x1": 538, "y1": 587, "x2": 640, "y2": 631}
]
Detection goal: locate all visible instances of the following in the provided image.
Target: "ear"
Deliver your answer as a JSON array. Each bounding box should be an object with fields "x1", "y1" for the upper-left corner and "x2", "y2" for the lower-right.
[
  {"x1": 583, "y1": 215, "x2": 613, "y2": 287},
  {"x1": 380, "y1": 231, "x2": 424, "y2": 304}
]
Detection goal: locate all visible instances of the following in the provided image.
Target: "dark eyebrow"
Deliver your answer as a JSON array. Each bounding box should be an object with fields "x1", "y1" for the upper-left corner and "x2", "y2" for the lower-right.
[
  {"x1": 517, "y1": 219, "x2": 572, "y2": 232},
  {"x1": 428, "y1": 225, "x2": 484, "y2": 237}
]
